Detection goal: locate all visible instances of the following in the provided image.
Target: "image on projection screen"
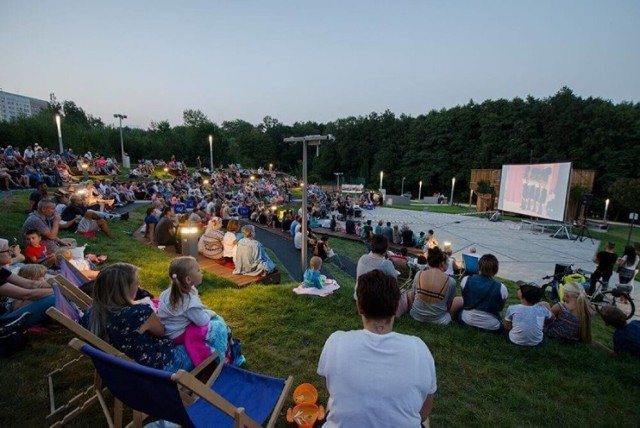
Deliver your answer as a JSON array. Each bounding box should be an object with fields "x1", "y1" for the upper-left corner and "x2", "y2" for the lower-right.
[{"x1": 497, "y1": 162, "x2": 572, "y2": 222}]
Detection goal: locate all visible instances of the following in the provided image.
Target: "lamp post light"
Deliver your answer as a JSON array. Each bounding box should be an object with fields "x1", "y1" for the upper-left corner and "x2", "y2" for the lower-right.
[
  {"x1": 418, "y1": 180, "x2": 423, "y2": 201},
  {"x1": 208, "y1": 135, "x2": 214, "y2": 172},
  {"x1": 55, "y1": 114, "x2": 64, "y2": 154},
  {"x1": 451, "y1": 177, "x2": 456, "y2": 205},
  {"x1": 284, "y1": 134, "x2": 335, "y2": 278},
  {"x1": 334, "y1": 172, "x2": 343, "y2": 192},
  {"x1": 401, "y1": 176, "x2": 406, "y2": 196},
  {"x1": 379, "y1": 171, "x2": 384, "y2": 190},
  {"x1": 81, "y1": 162, "x2": 89, "y2": 179},
  {"x1": 603, "y1": 198, "x2": 610, "y2": 225},
  {"x1": 113, "y1": 114, "x2": 127, "y2": 165}
]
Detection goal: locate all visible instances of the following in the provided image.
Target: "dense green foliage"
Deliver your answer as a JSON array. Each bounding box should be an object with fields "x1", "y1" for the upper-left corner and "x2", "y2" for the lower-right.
[{"x1": 2, "y1": 87, "x2": 639, "y2": 218}]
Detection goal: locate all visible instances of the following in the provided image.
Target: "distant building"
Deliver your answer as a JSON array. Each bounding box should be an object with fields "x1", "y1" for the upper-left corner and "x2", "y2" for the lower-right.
[{"x1": 0, "y1": 90, "x2": 49, "y2": 122}]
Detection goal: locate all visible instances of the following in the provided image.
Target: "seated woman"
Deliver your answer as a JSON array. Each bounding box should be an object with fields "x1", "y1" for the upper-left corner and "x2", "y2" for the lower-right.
[
  {"x1": 198, "y1": 217, "x2": 224, "y2": 260},
  {"x1": 81, "y1": 263, "x2": 193, "y2": 371},
  {"x1": 0, "y1": 238, "x2": 53, "y2": 329},
  {"x1": 233, "y1": 225, "x2": 276, "y2": 276},
  {"x1": 406, "y1": 247, "x2": 458, "y2": 325},
  {"x1": 450, "y1": 254, "x2": 508, "y2": 332},
  {"x1": 317, "y1": 270, "x2": 436, "y2": 426}
]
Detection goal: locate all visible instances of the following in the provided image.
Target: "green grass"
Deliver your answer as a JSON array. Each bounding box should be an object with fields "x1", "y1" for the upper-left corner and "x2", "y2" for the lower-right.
[{"x1": 1, "y1": 192, "x2": 639, "y2": 427}]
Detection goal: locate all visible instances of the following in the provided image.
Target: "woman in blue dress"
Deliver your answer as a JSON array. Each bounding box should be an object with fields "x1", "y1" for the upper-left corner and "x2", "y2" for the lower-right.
[{"x1": 81, "y1": 263, "x2": 193, "y2": 371}]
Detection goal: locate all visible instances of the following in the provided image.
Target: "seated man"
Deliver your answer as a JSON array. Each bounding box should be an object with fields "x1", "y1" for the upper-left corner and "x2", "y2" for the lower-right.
[
  {"x1": 233, "y1": 225, "x2": 276, "y2": 276},
  {"x1": 401, "y1": 224, "x2": 415, "y2": 247},
  {"x1": 22, "y1": 200, "x2": 75, "y2": 254},
  {"x1": 61, "y1": 194, "x2": 121, "y2": 238}
]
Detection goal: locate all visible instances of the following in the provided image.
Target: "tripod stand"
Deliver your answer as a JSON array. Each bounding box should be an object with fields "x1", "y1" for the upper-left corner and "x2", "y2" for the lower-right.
[{"x1": 574, "y1": 223, "x2": 594, "y2": 244}]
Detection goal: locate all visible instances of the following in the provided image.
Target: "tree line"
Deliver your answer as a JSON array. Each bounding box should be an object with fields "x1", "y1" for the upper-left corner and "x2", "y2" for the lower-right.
[{"x1": 1, "y1": 87, "x2": 639, "y2": 218}]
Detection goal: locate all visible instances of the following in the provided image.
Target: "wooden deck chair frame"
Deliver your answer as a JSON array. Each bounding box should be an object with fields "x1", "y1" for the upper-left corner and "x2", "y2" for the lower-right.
[
  {"x1": 70, "y1": 338, "x2": 293, "y2": 428},
  {"x1": 45, "y1": 306, "x2": 219, "y2": 427},
  {"x1": 48, "y1": 275, "x2": 92, "y2": 311},
  {"x1": 391, "y1": 257, "x2": 414, "y2": 291}
]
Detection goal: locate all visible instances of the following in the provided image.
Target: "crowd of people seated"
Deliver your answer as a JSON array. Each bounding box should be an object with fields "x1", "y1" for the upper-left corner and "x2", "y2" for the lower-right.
[{"x1": 1, "y1": 145, "x2": 638, "y2": 427}]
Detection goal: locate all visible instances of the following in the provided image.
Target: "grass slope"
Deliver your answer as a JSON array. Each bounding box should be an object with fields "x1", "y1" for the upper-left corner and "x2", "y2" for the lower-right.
[{"x1": 0, "y1": 191, "x2": 638, "y2": 427}]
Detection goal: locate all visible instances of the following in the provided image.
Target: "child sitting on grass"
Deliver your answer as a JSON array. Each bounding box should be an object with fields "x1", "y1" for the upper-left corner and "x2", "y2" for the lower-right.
[
  {"x1": 542, "y1": 282, "x2": 592, "y2": 343},
  {"x1": 303, "y1": 256, "x2": 324, "y2": 289},
  {"x1": 593, "y1": 305, "x2": 640, "y2": 358},
  {"x1": 503, "y1": 282, "x2": 552, "y2": 346},
  {"x1": 24, "y1": 229, "x2": 56, "y2": 267},
  {"x1": 10, "y1": 264, "x2": 50, "y2": 312}
]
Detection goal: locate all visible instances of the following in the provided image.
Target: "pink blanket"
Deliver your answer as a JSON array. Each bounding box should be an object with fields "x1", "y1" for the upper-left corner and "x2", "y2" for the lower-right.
[{"x1": 173, "y1": 323, "x2": 211, "y2": 366}]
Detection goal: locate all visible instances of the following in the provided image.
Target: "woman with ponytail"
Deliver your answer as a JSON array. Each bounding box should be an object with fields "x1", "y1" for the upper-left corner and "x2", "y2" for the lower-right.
[{"x1": 543, "y1": 282, "x2": 592, "y2": 343}]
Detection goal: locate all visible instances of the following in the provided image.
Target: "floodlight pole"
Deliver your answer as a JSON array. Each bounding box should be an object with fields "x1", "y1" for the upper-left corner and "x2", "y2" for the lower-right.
[
  {"x1": 55, "y1": 114, "x2": 64, "y2": 154},
  {"x1": 114, "y1": 113, "x2": 127, "y2": 164},
  {"x1": 284, "y1": 134, "x2": 335, "y2": 279},
  {"x1": 208, "y1": 135, "x2": 214, "y2": 173},
  {"x1": 334, "y1": 172, "x2": 343, "y2": 193}
]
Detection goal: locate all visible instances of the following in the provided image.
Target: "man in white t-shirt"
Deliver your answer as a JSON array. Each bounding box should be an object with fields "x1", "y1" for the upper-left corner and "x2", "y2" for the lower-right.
[{"x1": 318, "y1": 270, "x2": 436, "y2": 427}]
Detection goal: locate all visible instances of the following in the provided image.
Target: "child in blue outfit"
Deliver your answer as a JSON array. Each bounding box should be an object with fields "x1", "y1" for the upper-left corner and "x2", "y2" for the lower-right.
[
  {"x1": 303, "y1": 256, "x2": 324, "y2": 289},
  {"x1": 503, "y1": 281, "x2": 552, "y2": 346}
]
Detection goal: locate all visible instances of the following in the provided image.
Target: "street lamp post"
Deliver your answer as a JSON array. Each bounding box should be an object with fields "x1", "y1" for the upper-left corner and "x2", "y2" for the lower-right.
[
  {"x1": 284, "y1": 134, "x2": 335, "y2": 279},
  {"x1": 379, "y1": 171, "x2": 384, "y2": 191},
  {"x1": 113, "y1": 114, "x2": 127, "y2": 165},
  {"x1": 334, "y1": 172, "x2": 343, "y2": 193},
  {"x1": 603, "y1": 198, "x2": 610, "y2": 226},
  {"x1": 401, "y1": 176, "x2": 406, "y2": 196},
  {"x1": 55, "y1": 114, "x2": 64, "y2": 154},
  {"x1": 418, "y1": 180, "x2": 423, "y2": 201},
  {"x1": 451, "y1": 177, "x2": 456, "y2": 205},
  {"x1": 208, "y1": 135, "x2": 214, "y2": 173}
]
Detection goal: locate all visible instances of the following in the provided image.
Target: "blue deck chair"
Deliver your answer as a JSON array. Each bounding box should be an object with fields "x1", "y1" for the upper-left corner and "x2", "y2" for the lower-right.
[
  {"x1": 70, "y1": 338, "x2": 293, "y2": 428},
  {"x1": 462, "y1": 254, "x2": 480, "y2": 276},
  {"x1": 58, "y1": 256, "x2": 90, "y2": 288}
]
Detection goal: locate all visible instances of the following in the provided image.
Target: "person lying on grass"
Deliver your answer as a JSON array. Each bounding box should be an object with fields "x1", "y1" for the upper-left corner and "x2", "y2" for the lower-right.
[
  {"x1": 0, "y1": 238, "x2": 53, "y2": 329},
  {"x1": 592, "y1": 305, "x2": 640, "y2": 359}
]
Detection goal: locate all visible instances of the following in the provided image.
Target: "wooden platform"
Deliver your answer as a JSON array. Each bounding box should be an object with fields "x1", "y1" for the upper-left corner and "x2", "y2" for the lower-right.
[{"x1": 133, "y1": 229, "x2": 264, "y2": 288}]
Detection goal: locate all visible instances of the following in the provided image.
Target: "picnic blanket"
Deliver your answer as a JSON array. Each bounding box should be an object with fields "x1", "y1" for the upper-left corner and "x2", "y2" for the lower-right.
[{"x1": 293, "y1": 279, "x2": 340, "y2": 297}]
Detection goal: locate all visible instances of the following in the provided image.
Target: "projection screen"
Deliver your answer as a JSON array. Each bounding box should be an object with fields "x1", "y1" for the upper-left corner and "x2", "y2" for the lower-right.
[{"x1": 497, "y1": 162, "x2": 572, "y2": 222}]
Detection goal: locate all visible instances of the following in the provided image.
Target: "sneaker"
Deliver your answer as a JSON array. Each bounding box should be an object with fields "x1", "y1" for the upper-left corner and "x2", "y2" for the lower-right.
[{"x1": 120, "y1": 212, "x2": 130, "y2": 221}]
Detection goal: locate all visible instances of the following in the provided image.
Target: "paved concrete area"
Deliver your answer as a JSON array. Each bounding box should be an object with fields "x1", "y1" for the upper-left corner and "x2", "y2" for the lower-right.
[{"x1": 360, "y1": 207, "x2": 638, "y2": 317}]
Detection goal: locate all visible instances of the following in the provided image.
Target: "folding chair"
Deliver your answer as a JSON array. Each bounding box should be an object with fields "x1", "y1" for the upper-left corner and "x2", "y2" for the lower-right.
[
  {"x1": 391, "y1": 257, "x2": 414, "y2": 290},
  {"x1": 48, "y1": 275, "x2": 92, "y2": 311},
  {"x1": 461, "y1": 254, "x2": 480, "y2": 277},
  {"x1": 45, "y1": 293, "x2": 218, "y2": 427},
  {"x1": 70, "y1": 338, "x2": 294, "y2": 428},
  {"x1": 57, "y1": 255, "x2": 91, "y2": 287}
]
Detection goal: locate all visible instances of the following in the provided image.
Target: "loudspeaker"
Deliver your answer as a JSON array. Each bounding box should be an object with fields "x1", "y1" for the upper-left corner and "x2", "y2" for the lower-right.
[{"x1": 581, "y1": 194, "x2": 594, "y2": 206}]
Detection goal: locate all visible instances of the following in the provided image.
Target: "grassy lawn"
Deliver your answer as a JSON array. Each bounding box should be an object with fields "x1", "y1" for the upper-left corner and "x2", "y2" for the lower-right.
[{"x1": 1, "y1": 191, "x2": 639, "y2": 427}]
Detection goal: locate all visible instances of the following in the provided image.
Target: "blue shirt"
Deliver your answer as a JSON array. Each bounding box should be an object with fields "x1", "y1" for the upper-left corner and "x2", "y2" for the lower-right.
[{"x1": 613, "y1": 320, "x2": 640, "y2": 358}]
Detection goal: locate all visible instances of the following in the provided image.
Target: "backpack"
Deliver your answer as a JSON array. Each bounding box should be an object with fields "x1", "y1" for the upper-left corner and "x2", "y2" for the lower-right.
[{"x1": 0, "y1": 312, "x2": 30, "y2": 358}]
